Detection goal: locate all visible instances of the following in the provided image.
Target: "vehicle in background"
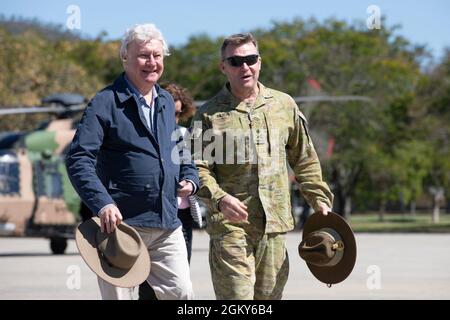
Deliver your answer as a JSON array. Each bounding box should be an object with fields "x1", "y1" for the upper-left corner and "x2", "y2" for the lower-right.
[{"x1": 0, "y1": 94, "x2": 85, "y2": 254}]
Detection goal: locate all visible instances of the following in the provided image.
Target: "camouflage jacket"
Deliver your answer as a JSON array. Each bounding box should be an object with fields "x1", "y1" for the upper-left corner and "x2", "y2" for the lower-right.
[{"x1": 191, "y1": 83, "x2": 333, "y2": 234}]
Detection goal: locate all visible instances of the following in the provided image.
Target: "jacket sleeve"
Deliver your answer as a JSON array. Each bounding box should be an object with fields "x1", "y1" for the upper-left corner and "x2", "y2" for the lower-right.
[
  {"x1": 65, "y1": 97, "x2": 114, "y2": 215},
  {"x1": 286, "y1": 99, "x2": 334, "y2": 212},
  {"x1": 190, "y1": 111, "x2": 228, "y2": 209}
]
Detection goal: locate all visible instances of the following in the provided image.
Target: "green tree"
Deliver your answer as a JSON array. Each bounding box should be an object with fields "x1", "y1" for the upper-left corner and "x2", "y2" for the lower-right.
[
  {"x1": 0, "y1": 22, "x2": 109, "y2": 131},
  {"x1": 163, "y1": 34, "x2": 224, "y2": 100},
  {"x1": 414, "y1": 50, "x2": 450, "y2": 222},
  {"x1": 254, "y1": 18, "x2": 425, "y2": 216}
]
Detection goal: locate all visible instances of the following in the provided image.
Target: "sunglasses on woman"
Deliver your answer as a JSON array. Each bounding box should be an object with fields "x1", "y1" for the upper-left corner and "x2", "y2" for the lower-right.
[{"x1": 224, "y1": 54, "x2": 259, "y2": 67}]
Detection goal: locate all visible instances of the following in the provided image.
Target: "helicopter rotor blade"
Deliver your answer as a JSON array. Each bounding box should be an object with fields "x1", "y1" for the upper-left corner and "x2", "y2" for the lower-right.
[
  {"x1": 0, "y1": 104, "x2": 86, "y2": 116},
  {"x1": 1, "y1": 95, "x2": 373, "y2": 115},
  {"x1": 293, "y1": 95, "x2": 373, "y2": 103},
  {"x1": 193, "y1": 95, "x2": 373, "y2": 107}
]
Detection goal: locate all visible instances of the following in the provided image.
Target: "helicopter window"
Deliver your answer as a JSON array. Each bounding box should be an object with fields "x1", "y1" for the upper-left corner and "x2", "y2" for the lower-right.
[
  {"x1": 0, "y1": 132, "x2": 24, "y2": 149},
  {"x1": 33, "y1": 159, "x2": 63, "y2": 198},
  {"x1": 0, "y1": 152, "x2": 20, "y2": 195}
]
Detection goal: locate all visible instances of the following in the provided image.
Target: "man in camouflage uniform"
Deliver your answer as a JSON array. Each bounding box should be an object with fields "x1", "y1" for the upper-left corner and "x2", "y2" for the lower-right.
[{"x1": 191, "y1": 33, "x2": 333, "y2": 300}]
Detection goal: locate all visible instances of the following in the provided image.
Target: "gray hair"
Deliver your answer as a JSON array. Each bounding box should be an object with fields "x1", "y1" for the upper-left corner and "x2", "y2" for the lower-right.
[{"x1": 119, "y1": 23, "x2": 170, "y2": 60}]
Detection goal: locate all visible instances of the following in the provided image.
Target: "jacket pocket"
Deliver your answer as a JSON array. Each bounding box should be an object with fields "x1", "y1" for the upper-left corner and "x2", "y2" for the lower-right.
[{"x1": 107, "y1": 174, "x2": 159, "y2": 193}]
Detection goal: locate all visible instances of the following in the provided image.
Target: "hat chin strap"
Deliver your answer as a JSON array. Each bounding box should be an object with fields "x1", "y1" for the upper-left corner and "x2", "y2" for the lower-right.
[{"x1": 318, "y1": 228, "x2": 345, "y2": 267}]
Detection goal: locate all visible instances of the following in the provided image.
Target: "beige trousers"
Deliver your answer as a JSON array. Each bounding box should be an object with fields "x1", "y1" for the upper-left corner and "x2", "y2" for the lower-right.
[{"x1": 97, "y1": 226, "x2": 194, "y2": 300}]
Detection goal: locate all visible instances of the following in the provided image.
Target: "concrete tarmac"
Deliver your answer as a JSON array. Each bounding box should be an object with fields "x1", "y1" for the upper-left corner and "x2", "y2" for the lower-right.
[{"x1": 1, "y1": 231, "x2": 449, "y2": 300}]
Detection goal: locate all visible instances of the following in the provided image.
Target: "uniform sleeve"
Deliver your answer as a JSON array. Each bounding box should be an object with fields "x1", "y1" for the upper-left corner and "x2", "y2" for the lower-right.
[
  {"x1": 286, "y1": 100, "x2": 334, "y2": 212},
  {"x1": 190, "y1": 111, "x2": 228, "y2": 209}
]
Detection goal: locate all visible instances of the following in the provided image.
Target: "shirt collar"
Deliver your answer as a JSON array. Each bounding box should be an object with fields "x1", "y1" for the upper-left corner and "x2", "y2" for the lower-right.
[
  {"x1": 220, "y1": 82, "x2": 273, "y2": 112},
  {"x1": 124, "y1": 74, "x2": 158, "y2": 105}
]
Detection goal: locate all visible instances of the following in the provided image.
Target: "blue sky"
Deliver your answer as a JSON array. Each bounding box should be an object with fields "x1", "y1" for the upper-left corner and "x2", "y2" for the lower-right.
[{"x1": 1, "y1": 0, "x2": 449, "y2": 60}]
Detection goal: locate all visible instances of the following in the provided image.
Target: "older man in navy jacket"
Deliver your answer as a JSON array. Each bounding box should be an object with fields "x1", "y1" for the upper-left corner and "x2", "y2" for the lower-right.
[{"x1": 66, "y1": 23, "x2": 199, "y2": 300}]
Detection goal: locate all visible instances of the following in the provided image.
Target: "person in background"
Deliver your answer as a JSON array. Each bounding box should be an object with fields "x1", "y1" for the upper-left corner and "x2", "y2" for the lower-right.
[
  {"x1": 165, "y1": 82, "x2": 202, "y2": 261},
  {"x1": 138, "y1": 82, "x2": 202, "y2": 300}
]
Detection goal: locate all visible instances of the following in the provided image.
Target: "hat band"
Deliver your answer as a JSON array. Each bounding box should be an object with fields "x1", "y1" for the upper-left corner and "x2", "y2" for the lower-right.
[
  {"x1": 98, "y1": 248, "x2": 138, "y2": 270},
  {"x1": 317, "y1": 228, "x2": 344, "y2": 267}
]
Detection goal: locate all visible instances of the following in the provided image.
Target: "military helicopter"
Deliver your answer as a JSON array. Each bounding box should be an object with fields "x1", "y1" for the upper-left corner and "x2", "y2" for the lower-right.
[
  {"x1": 0, "y1": 93, "x2": 86, "y2": 254},
  {"x1": 0, "y1": 89, "x2": 372, "y2": 254}
]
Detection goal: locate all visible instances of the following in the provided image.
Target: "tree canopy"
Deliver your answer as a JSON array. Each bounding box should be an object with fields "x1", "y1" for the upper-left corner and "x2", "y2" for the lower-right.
[{"x1": 0, "y1": 16, "x2": 448, "y2": 215}]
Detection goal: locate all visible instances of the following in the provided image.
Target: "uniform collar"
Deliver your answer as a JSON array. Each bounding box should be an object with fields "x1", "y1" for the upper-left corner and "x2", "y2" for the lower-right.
[{"x1": 219, "y1": 82, "x2": 274, "y2": 112}]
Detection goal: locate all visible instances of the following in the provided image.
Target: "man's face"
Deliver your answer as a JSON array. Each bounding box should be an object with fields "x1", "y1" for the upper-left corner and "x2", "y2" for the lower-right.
[
  {"x1": 220, "y1": 42, "x2": 261, "y2": 93},
  {"x1": 123, "y1": 39, "x2": 164, "y2": 92}
]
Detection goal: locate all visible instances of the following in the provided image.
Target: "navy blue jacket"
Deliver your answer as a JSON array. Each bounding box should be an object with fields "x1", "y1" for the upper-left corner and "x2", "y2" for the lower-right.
[{"x1": 66, "y1": 74, "x2": 199, "y2": 229}]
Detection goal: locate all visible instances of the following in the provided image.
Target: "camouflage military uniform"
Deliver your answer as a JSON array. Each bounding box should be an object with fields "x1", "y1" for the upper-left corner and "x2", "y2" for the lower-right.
[{"x1": 191, "y1": 82, "x2": 333, "y2": 299}]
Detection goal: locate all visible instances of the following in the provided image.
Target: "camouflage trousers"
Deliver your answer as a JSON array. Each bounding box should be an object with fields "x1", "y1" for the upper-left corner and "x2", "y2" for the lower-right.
[{"x1": 209, "y1": 227, "x2": 289, "y2": 300}]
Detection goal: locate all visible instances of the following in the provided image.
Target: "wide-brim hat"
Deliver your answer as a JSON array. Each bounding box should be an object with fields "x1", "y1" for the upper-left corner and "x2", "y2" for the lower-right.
[
  {"x1": 76, "y1": 217, "x2": 150, "y2": 288},
  {"x1": 298, "y1": 211, "x2": 356, "y2": 285}
]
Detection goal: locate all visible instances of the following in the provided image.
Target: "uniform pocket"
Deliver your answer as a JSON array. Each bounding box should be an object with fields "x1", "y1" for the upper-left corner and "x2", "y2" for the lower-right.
[
  {"x1": 214, "y1": 231, "x2": 252, "y2": 277},
  {"x1": 210, "y1": 112, "x2": 238, "y2": 131}
]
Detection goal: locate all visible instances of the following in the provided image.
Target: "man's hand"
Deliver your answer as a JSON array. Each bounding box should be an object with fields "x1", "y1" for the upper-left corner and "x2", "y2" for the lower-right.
[
  {"x1": 99, "y1": 204, "x2": 123, "y2": 233},
  {"x1": 177, "y1": 180, "x2": 193, "y2": 198},
  {"x1": 218, "y1": 195, "x2": 248, "y2": 222},
  {"x1": 315, "y1": 202, "x2": 331, "y2": 216}
]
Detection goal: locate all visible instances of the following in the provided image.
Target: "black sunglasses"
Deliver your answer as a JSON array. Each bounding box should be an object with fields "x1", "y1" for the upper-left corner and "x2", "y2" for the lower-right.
[{"x1": 224, "y1": 54, "x2": 259, "y2": 67}]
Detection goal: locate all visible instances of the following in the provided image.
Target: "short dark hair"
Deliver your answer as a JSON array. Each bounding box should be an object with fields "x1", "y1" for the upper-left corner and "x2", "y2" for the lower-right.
[{"x1": 220, "y1": 33, "x2": 259, "y2": 60}]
